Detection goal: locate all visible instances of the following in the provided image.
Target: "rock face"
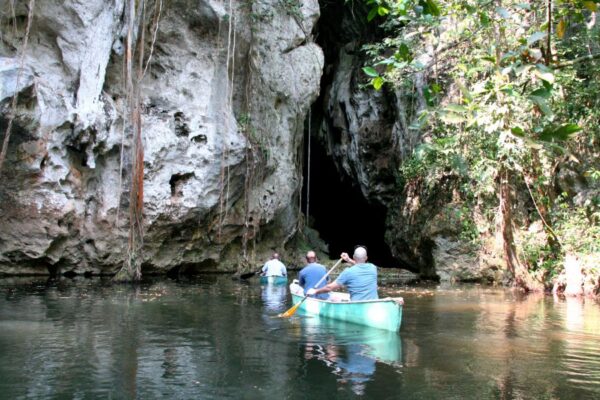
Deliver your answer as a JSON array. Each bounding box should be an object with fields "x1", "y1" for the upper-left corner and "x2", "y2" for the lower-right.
[
  {"x1": 0, "y1": 0, "x2": 323, "y2": 274},
  {"x1": 320, "y1": 42, "x2": 398, "y2": 205},
  {"x1": 316, "y1": 6, "x2": 493, "y2": 282}
]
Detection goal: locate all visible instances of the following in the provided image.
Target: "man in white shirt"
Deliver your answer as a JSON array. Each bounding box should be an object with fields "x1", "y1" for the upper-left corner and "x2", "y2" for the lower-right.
[{"x1": 261, "y1": 252, "x2": 287, "y2": 277}]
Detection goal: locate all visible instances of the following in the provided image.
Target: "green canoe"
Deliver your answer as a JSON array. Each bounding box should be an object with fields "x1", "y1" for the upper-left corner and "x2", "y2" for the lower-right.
[
  {"x1": 259, "y1": 275, "x2": 288, "y2": 285},
  {"x1": 290, "y1": 284, "x2": 403, "y2": 332}
]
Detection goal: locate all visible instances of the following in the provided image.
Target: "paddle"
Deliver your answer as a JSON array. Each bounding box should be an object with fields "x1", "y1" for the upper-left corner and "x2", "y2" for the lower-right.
[
  {"x1": 279, "y1": 258, "x2": 343, "y2": 318},
  {"x1": 240, "y1": 267, "x2": 262, "y2": 280}
]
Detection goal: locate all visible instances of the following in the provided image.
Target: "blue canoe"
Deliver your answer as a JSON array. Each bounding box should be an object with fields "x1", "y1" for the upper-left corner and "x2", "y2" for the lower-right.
[
  {"x1": 259, "y1": 275, "x2": 288, "y2": 285},
  {"x1": 290, "y1": 283, "x2": 403, "y2": 332}
]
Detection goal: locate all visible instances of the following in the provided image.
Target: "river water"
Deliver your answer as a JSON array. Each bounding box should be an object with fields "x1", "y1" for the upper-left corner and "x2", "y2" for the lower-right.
[{"x1": 0, "y1": 275, "x2": 599, "y2": 399}]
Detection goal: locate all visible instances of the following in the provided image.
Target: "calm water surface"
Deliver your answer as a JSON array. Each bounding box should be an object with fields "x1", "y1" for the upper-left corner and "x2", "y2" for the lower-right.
[{"x1": 0, "y1": 275, "x2": 599, "y2": 399}]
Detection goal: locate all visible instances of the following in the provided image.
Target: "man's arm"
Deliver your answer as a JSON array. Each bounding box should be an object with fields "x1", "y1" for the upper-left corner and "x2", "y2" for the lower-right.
[
  {"x1": 341, "y1": 252, "x2": 356, "y2": 265},
  {"x1": 310, "y1": 281, "x2": 342, "y2": 295}
]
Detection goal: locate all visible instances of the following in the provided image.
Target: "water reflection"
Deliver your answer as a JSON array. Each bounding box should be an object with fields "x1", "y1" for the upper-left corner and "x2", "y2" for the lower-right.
[
  {"x1": 260, "y1": 282, "x2": 288, "y2": 313},
  {"x1": 1, "y1": 277, "x2": 599, "y2": 399},
  {"x1": 556, "y1": 295, "x2": 600, "y2": 392},
  {"x1": 298, "y1": 316, "x2": 402, "y2": 395},
  {"x1": 393, "y1": 286, "x2": 600, "y2": 398}
]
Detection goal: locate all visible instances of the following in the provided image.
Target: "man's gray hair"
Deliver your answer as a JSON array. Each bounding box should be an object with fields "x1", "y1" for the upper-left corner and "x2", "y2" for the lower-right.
[{"x1": 353, "y1": 247, "x2": 367, "y2": 262}]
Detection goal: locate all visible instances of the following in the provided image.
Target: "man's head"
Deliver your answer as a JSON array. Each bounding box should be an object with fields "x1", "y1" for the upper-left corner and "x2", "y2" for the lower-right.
[
  {"x1": 272, "y1": 252, "x2": 280, "y2": 260},
  {"x1": 305, "y1": 250, "x2": 317, "y2": 263},
  {"x1": 353, "y1": 246, "x2": 368, "y2": 263}
]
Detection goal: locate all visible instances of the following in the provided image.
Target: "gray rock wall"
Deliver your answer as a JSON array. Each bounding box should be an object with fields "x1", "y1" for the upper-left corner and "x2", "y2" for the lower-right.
[
  {"x1": 316, "y1": 9, "x2": 492, "y2": 282},
  {"x1": 0, "y1": 0, "x2": 323, "y2": 274}
]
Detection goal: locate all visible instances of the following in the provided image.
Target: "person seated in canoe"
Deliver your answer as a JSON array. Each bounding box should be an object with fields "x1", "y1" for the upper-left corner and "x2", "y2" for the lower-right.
[
  {"x1": 261, "y1": 252, "x2": 287, "y2": 277},
  {"x1": 299, "y1": 250, "x2": 330, "y2": 300},
  {"x1": 307, "y1": 246, "x2": 378, "y2": 301}
]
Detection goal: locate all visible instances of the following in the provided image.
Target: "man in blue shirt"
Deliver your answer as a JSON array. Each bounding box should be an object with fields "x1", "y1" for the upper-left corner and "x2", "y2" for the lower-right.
[
  {"x1": 299, "y1": 250, "x2": 330, "y2": 300},
  {"x1": 308, "y1": 246, "x2": 378, "y2": 301}
]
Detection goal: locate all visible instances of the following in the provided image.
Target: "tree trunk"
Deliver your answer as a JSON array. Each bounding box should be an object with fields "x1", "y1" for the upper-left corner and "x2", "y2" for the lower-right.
[{"x1": 498, "y1": 169, "x2": 531, "y2": 290}]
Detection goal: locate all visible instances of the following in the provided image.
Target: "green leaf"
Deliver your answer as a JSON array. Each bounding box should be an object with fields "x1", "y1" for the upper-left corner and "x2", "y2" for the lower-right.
[
  {"x1": 527, "y1": 31, "x2": 547, "y2": 46},
  {"x1": 530, "y1": 87, "x2": 551, "y2": 99},
  {"x1": 479, "y1": 12, "x2": 490, "y2": 27},
  {"x1": 362, "y1": 66, "x2": 379, "y2": 77},
  {"x1": 539, "y1": 124, "x2": 582, "y2": 142},
  {"x1": 501, "y1": 86, "x2": 517, "y2": 96},
  {"x1": 377, "y1": 6, "x2": 389, "y2": 16},
  {"x1": 440, "y1": 112, "x2": 467, "y2": 123},
  {"x1": 415, "y1": 143, "x2": 433, "y2": 160},
  {"x1": 376, "y1": 58, "x2": 394, "y2": 66},
  {"x1": 367, "y1": 7, "x2": 378, "y2": 21},
  {"x1": 424, "y1": 0, "x2": 441, "y2": 16},
  {"x1": 554, "y1": 124, "x2": 582, "y2": 138},
  {"x1": 397, "y1": 43, "x2": 411, "y2": 61},
  {"x1": 372, "y1": 76, "x2": 384, "y2": 90},
  {"x1": 583, "y1": 1, "x2": 598, "y2": 12},
  {"x1": 434, "y1": 136, "x2": 457, "y2": 147},
  {"x1": 423, "y1": 86, "x2": 438, "y2": 106},
  {"x1": 464, "y1": 4, "x2": 476, "y2": 14},
  {"x1": 529, "y1": 96, "x2": 553, "y2": 116},
  {"x1": 445, "y1": 104, "x2": 468, "y2": 113},
  {"x1": 511, "y1": 127, "x2": 525, "y2": 137}
]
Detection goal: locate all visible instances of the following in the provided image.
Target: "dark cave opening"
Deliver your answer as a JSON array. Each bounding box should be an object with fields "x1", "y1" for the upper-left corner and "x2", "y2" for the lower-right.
[
  {"x1": 299, "y1": 0, "x2": 397, "y2": 268},
  {"x1": 301, "y1": 133, "x2": 397, "y2": 268}
]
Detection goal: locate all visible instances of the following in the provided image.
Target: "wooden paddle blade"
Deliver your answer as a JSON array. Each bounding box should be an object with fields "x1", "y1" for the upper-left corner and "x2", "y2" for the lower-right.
[
  {"x1": 279, "y1": 301, "x2": 301, "y2": 318},
  {"x1": 239, "y1": 271, "x2": 256, "y2": 279},
  {"x1": 239, "y1": 267, "x2": 262, "y2": 280}
]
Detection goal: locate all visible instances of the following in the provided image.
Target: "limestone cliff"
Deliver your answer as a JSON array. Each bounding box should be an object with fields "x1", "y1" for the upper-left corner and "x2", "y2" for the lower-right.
[{"x1": 0, "y1": 0, "x2": 323, "y2": 275}]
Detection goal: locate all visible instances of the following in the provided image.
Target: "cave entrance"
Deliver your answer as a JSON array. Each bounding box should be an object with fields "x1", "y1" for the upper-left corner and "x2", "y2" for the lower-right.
[
  {"x1": 299, "y1": 0, "x2": 397, "y2": 268},
  {"x1": 301, "y1": 119, "x2": 396, "y2": 268}
]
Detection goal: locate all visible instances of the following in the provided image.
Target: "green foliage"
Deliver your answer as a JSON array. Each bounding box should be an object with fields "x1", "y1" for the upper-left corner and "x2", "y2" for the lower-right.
[
  {"x1": 521, "y1": 235, "x2": 560, "y2": 278},
  {"x1": 362, "y1": 0, "x2": 600, "y2": 281},
  {"x1": 553, "y1": 193, "x2": 600, "y2": 255},
  {"x1": 454, "y1": 206, "x2": 481, "y2": 243}
]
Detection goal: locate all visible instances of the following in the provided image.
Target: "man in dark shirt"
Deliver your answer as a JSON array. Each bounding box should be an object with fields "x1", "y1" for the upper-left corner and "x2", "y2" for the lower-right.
[{"x1": 298, "y1": 250, "x2": 330, "y2": 300}]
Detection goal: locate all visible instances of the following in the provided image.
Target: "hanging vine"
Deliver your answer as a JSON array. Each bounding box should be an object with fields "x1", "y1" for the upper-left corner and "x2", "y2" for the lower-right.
[
  {"x1": 114, "y1": 0, "x2": 162, "y2": 282},
  {"x1": 216, "y1": 0, "x2": 236, "y2": 240},
  {"x1": 0, "y1": 0, "x2": 35, "y2": 176},
  {"x1": 239, "y1": 0, "x2": 271, "y2": 270}
]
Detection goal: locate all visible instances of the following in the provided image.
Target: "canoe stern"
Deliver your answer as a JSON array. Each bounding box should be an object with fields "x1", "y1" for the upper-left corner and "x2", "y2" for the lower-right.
[{"x1": 291, "y1": 292, "x2": 403, "y2": 332}]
